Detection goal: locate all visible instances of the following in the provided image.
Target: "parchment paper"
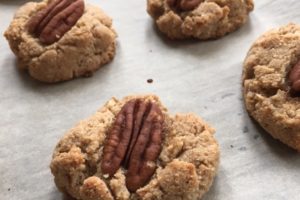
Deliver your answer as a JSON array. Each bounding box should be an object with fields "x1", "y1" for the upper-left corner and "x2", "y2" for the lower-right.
[{"x1": 0, "y1": 0, "x2": 299, "y2": 199}]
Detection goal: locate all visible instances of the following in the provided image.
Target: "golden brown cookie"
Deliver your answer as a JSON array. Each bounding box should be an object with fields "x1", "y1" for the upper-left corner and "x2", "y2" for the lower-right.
[
  {"x1": 243, "y1": 23, "x2": 300, "y2": 152},
  {"x1": 50, "y1": 95, "x2": 220, "y2": 199},
  {"x1": 4, "y1": 0, "x2": 116, "y2": 83},
  {"x1": 147, "y1": 0, "x2": 254, "y2": 40}
]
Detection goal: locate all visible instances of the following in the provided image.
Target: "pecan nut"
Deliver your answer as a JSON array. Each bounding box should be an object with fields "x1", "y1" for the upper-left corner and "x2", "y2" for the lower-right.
[
  {"x1": 101, "y1": 99, "x2": 164, "y2": 192},
  {"x1": 27, "y1": 0, "x2": 84, "y2": 45},
  {"x1": 289, "y1": 60, "x2": 300, "y2": 94},
  {"x1": 167, "y1": 0, "x2": 203, "y2": 12}
]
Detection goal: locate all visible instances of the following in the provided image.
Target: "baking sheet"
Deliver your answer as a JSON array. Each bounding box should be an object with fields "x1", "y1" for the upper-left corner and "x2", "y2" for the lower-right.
[{"x1": 0, "y1": 0, "x2": 300, "y2": 199}]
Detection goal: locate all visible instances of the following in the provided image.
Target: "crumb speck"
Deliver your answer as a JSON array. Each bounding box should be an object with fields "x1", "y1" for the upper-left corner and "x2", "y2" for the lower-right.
[
  {"x1": 254, "y1": 135, "x2": 260, "y2": 140},
  {"x1": 243, "y1": 126, "x2": 249, "y2": 133},
  {"x1": 147, "y1": 79, "x2": 153, "y2": 84},
  {"x1": 8, "y1": 188, "x2": 10, "y2": 191},
  {"x1": 238, "y1": 146, "x2": 247, "y2": 151},
  {"x1": 230, "y1": 145, "x2": 234, "y2": 148}
]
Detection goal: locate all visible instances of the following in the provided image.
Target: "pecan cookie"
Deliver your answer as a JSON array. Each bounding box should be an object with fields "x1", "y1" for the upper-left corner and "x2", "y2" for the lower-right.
[
  {"x1": 50, "y1": 95, "x2": 220, "y2": 199},
  {"x1": 147, "y1": 0, "x2": 254, "y2": 39},
  {"x1": 243, "y1": 23, "x2": 300, "y2": 151},
  {"x1": 4, "y1": 0, "x2": 116, "y2": 83}
]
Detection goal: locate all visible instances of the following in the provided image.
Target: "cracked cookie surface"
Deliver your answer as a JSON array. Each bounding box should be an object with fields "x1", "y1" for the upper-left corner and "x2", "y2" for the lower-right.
[
  {"x1": 50, "y1": 95, "x2": 220, "y2": 200},
  {"x1": 147, "y1": 0, "x2": 254, "y2": 39},
  {"x1": 243, "y1": 23, "x2": 300, "y2": 151},
  {"x1": 4, "y1": 0, "x2": 116, "y2": 83}
]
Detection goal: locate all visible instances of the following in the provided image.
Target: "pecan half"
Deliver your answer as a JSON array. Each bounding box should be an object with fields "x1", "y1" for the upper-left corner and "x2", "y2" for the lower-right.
[
  {"x1": 101, "y1": 99, "x2": 164, "y2": 192},
  {"x1": 289, "y1": 60, "x2": 300, "y2": 95},
  {"x1": 167, "y1": 0, "x2": 203, "y2": 12},
  {"x1": 27, "y1": 0, "x2": 84, "y2": 45}
]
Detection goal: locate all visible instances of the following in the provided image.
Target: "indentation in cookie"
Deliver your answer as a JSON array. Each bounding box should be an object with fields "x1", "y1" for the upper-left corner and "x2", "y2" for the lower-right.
[{"x1": 261, "y1": 88, "x2": 278, "y2": 98}]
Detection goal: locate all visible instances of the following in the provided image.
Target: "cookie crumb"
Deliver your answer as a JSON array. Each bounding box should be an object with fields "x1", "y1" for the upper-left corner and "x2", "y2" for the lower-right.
[
  {"x1": 230, "y1": 145, "x2": 234, "y2": 148},
  {"x1": 147, "y1": 79, "x2": 153, "y2": 84},
  {"x1": 8, "y1": 188, "x2": 11, "y2": 191}
]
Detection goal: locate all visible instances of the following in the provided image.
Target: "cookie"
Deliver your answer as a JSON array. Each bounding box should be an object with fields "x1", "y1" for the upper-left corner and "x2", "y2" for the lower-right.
[
  {"x1": 4, "y1": 0, "x2": 116, "y2": 83},
  {"x1": 243, "y1": 23, "x2": 300, "y2": 151},
  {"x1": 147, "y1": 0, "x2": 254, "y2": 40},
  {"x1": 50, "y1": 95, "x2": 220, "y2": 200}
]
